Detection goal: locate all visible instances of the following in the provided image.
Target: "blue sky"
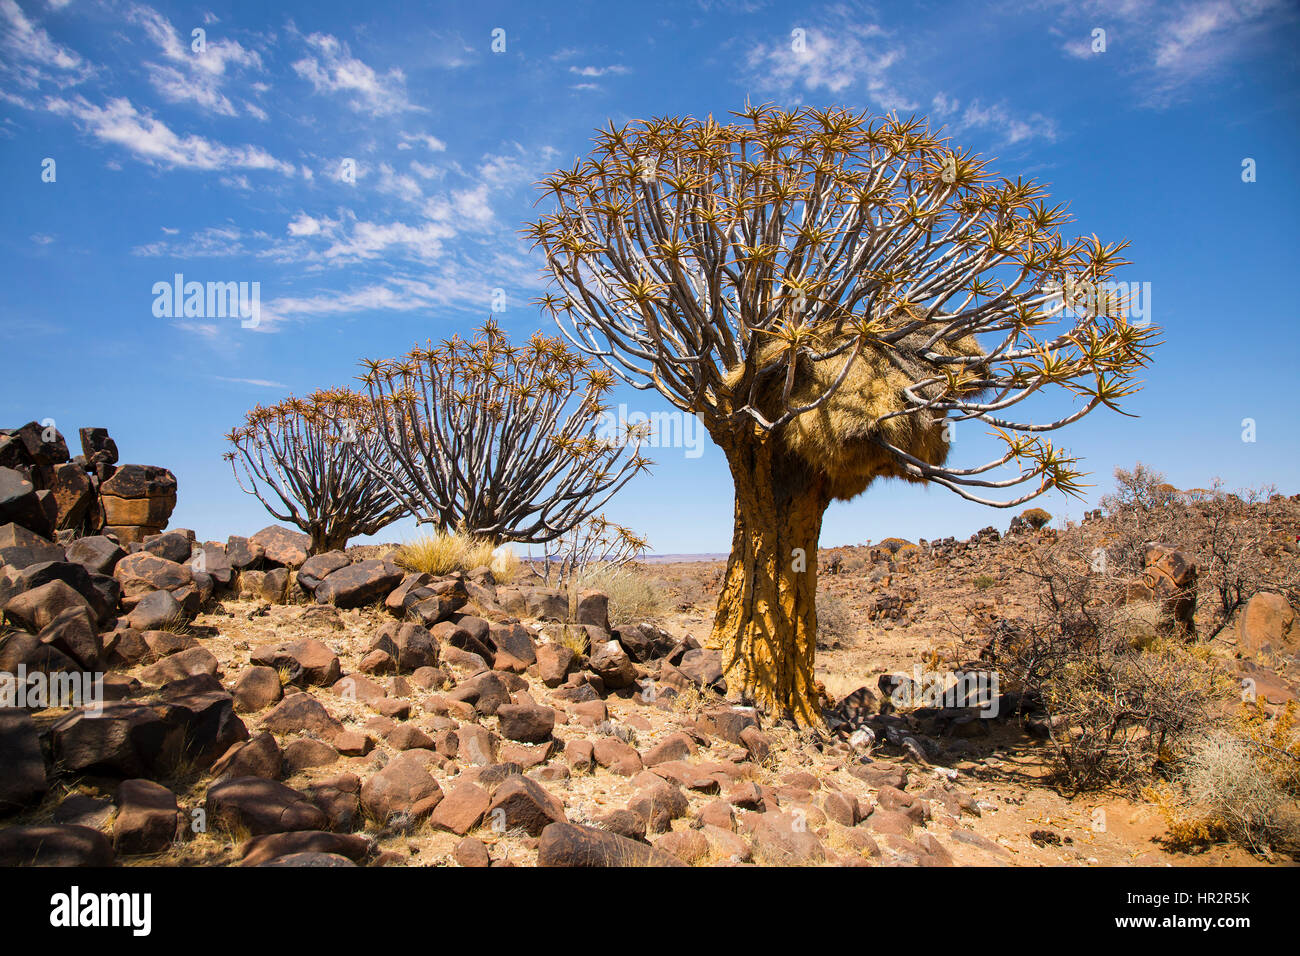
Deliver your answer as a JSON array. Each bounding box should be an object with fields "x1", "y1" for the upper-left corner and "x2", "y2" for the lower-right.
[{"x1": 2, "y1": 0, "x2": 1298, "y2": 554}]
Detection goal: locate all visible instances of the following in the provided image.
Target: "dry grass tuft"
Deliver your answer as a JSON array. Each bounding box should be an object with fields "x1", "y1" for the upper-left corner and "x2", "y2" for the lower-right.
[
  {"x1": 579, "y1": 565, "x2": 667, "y2": 625},
  {"x1": 394, "y1": 530, "x2": 517, "y2": 578}
]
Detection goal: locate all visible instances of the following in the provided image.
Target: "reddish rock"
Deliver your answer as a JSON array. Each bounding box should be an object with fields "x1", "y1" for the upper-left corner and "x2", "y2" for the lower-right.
[
  {"x1": 592, "y1": 738, "x2": 642, "y2": 776},
  {"x1": 1239, "y1": 592, "x2": 1297, "y2": 652},
  {"x1": 232, "y1": 666, "x2": 283, "y2": 713},
  {"x1": 212, "y1": 732, "x2": 284, "y2": 780},
  {"x1": 628, "y1": 781, "x2": 689, "y2": 833},
  {"x1": 113, "y1": 551, "x2": 192, "y2": 599},
  {"x1": 386, "y1": 724, "x2": 435, "y2": 752},
  {"x1": 642, "y1": 732, "x2": 696, "y2": 767},
  {"x1": 454, "y1": 836, "x2": 491, "y2": 867},
  {"x1": 536, "y1": 643, "x2": 578, "y2": 687},
  {"x1": 283, "y1": 738, "x2": 339, "y2": 772},
  {"x1": 429, "y1": 782, "x2": 491, "y2": 835},
  {"x1": 750, "y1": 811, "x2": 826, "y2": 865},
  {"x1": 823, "y1": 790, "x2": 861, "y2": 827},
  {"x1": 697, "y1": 800, "x2": 736, "y2": 831},
  {"x1": 496, "y1": 703, "x2": 556, "y2": 744},
  {"x1": 565, "y1": 738, "x2": 594, "y2": 774},
  {"x1": 250, "y1": 525, "x2": 310, "y2": 569},
  {"x1": 260, "y1": 694, "x2": 345, "y2": 742},
  {"x1": 485, "y1": 776, "x2": 566, "y2": 836},
  {"x1": 360, "y1": 752, "x2": 443, "y2": 823},
  {"x1": 866, "y1": 808, "x2": 916, "y2": 836},
  {"x1": 588, "y1": 640, "x2": 637, "y2": 689},
  {"x1": 656, "y1": 829, "x2": 710, "y2": 864},
  {"x1": 333, "y1": 731, "x2": 374, "y2": 758}
]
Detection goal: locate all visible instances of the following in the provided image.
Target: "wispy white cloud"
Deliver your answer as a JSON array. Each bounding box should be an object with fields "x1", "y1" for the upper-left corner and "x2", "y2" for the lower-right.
[
  {"x1": 931, "y1": 93, "x2": 1058, "y2": 145},
  {"x1": 132, "y1": 224, "x2": 255, "y2": 257},
  {"x1": 745, "y1": 16, "x2": 914, "y2": 110},
  {"x1": 398, "y1": 132, "x2": 447, "y2": 152},
  {"x1": 129, "y1": 3, "x2": 263, "y2": 118},
  {"x1": 0, "y1": 0, "x2": 90, "y2": 98},
  {"x1": 212, "y1": 375, "x2": 287, "y2": 388},
  {"x1": 1048, "y1": 0, "x2": 1293, "y2": 105},
  {"x1": 292, "y1": 31, "x2": 415, "y2": 115},
  {"x1": 45, "y1": 95, "x2": 296, "y2": 174},
  {"x1": 254, "y1": 274, "x2": 494, "y2": 333},
  {"x1": 569, "y1": 64, "x2": 630, "y2": 77}
]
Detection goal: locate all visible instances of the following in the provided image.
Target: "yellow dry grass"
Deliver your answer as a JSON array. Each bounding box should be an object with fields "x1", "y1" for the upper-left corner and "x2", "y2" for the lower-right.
[{"x1": 393, "y1": 530, "x2": 519, "y2": 581}]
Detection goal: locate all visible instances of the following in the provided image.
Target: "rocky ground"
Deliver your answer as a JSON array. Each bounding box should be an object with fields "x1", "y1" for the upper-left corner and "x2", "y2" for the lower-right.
[{"x1": 3, "y1": 506, "x2": 1295, "y2": 867}]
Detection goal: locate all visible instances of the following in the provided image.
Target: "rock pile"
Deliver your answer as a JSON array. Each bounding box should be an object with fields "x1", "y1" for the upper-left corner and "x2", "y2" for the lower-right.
[
  {"x1": 0, "y1": 422, "x2": 176, "y2": 544},
  {"x1": 2, "y1": 517, "x2": 995, "y2": 869}
]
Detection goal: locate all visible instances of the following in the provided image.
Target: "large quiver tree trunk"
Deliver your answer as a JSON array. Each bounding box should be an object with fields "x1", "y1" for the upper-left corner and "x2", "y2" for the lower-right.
[{"x1": 711, "y1": 429, "x2": 831, "y2": 727}]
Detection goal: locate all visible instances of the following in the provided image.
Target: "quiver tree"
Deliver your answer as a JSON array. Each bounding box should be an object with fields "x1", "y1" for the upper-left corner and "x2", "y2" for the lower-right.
[
  {"x1": 530, "y1": 105, "x2": 1158, "y2": 726},
  {"x1": 225, "y1": 388, "x2": 406, "y2": 554},
  {"x1": 358, "y1": 319, "x2": 650, "y2": 544}
]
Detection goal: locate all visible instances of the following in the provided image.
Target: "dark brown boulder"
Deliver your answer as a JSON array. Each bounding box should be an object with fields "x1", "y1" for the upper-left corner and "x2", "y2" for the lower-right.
[
  {"x1": 5, "y1": 579, "x2": 93, "y2": 633},
  {"x1": 537, "y1": 822, "x2": 681, "y2": 867},
  {"x1": 314, "y1": 559, "x2": 403, "y2": 609},
  {"x1": 0, "y1": 466, "x2": 52, "y2": 538},
  {"x1": 65, "y1": 534, "x2": 125, "y2": 575},
  {"x1": 37, "y1": 605, "x2": 103, "y2": 670},
  {"x1": 485, "y1": 776, "x2": 566, "y2": 836},
  {"x1": 250, "y1": 638, "x2": 341, "y2": 687},
  {"x1": 113, "y1": 779, "x2": 181, "y2": 855},
  {"x1": 0, "y1": 711, "x2": 48, "y2": 813},
  {"x1": 297, "y1": 551, "x2": 351, "y2": 593},
  {"x1": 0, "y1": 521, "x2": 64, "y2": 569},
  {"x1": 0, "y1": 824, "x2": 114, "y2": 866},
  {"x1": 205, "y1": 777, "x2": 328, "y2": 835}
]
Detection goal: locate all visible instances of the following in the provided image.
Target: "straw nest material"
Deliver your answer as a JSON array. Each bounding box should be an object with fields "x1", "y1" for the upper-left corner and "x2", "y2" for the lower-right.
[{"x1": 731, "y1": 319, "x2": 985, "y2": 502}]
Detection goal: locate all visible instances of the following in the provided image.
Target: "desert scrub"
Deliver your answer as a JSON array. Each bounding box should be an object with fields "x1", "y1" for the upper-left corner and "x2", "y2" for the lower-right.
[
  {"x1": 877, "y1": 537, "x2": 914, "y2": 555},
  {"x1": 974, "y1": 533, "x2": 1237, "y2": 791},
  {"x1": 578, "y1": 564, "x2": 666, "y2": 625},
  {"x1": 1148, "y1": 702, "x2": 1300, "y2": 855},
  {"x1": 1020, "y1": 507, "x2": 1052, "y2": 530},
  {"x1": 815, "y1": 592, "x2": 855, "y2": 646},
  {"x1": 973, "y1": 574, "x2": 997, "y2": 591}
]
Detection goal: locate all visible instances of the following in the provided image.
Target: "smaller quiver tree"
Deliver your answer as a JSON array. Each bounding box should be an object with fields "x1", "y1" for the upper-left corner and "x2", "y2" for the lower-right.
[
  {"x1": 358, "y1": 318, "x2": 650, "y2": 545},
  {"x1": 225, "y1": 387, "x2": 406, "y2": 554}
]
